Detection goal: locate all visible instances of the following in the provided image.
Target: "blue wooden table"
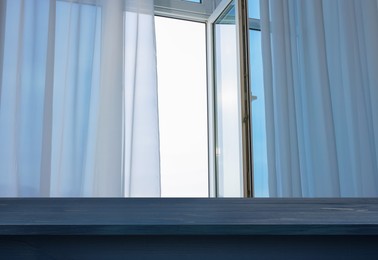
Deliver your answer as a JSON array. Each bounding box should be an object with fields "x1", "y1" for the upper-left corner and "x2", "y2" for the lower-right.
[{"x1": 0, "y1": 198, "x2": 377, "y2": 259}]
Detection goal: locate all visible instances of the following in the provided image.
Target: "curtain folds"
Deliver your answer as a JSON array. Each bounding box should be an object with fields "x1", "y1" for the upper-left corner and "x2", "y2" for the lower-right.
[
  {"x1": 0, "y1": 0, "x2": 160, "y2": 197},
  {"x1": 261, "y1": 0, "x2": 378, "y2": 197}
]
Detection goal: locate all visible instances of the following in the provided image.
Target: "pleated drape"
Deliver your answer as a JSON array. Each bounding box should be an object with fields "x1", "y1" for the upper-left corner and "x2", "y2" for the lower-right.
[
  {"x1": 0, "y1": 0, "x2": 160, "y2": 197},
  {"x1": 261, "y1": 0, "x2": 378, "y2": 197}
]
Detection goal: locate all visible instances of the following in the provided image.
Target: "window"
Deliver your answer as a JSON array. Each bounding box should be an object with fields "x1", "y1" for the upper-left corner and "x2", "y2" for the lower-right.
[
  {"x1": 155, "y1": 0, "x2": 254, "y2": 198},
  {"x1": 214, "y1": 2, "x2": 243, "y2": 197},
  {"x1": 155, "y1": 17, "x2": 208, "y2": 197},
  {"x1": 247, "y1": 0, "x2": 268, "y2": 197}
]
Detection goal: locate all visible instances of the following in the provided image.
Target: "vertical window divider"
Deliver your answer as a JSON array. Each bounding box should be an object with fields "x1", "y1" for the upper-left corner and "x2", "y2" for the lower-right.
[
  {"x1": 235, "y1": 0, "x2": 253, "y2": 197},
  {"x1": 206, "y1": 20, "x2": 217, "y2": 198}
]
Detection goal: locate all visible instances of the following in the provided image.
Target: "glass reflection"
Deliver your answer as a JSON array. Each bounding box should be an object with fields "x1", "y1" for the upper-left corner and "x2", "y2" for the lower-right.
[{"x1": 214, "y1": 1, "x2": 243, "y2": 197}]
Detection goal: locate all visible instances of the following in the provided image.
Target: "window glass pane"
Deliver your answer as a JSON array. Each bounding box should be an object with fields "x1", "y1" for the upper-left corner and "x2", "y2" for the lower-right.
[
  {"x1": 248, "y1": 0, "x2": 260, "y2": 19},
  {"x1": 155, "y1": 16, "x2": 208, "y2": 197},
  {"x1": 249, "y1": 30, "x2": 268, "y2": 197},
  {"x1": 214, "y1": 1, "x2": 243, "y2": 197}
]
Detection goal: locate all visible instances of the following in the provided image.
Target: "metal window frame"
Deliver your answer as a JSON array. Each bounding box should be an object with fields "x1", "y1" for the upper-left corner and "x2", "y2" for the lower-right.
[
  {"x1": 236, "y1": 0, "x2": 253, "y2": 198},
  {"x1": 207, "y1": 0, "x2": 252, "y2": 197},
  {"x1": 154, "y1": 0, "x2": 221, "y2": 22},
  {"x1": 155, "y1": 0, "x2": 254, "y2": 197}
]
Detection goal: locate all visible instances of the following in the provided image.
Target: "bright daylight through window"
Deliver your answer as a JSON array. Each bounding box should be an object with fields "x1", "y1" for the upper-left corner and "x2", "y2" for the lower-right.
[
  {"x1": 247, "y1": 0, "x2": 268, "y2": 197},
  {"x1": 155, "y1": 17, "x2": 208, "y2": 197},
  {"x1": 155, "y1": 0, "x2": 265, "y2": 198}
]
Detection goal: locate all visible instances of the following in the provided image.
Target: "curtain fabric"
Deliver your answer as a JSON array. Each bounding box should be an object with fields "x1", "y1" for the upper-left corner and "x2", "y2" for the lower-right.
[
  {"x1": 0, "y1": 0, "x2": 160, "y2": 197},
  {"x1": 261, "y1": 0, "x2": 378, "y2": 197}
]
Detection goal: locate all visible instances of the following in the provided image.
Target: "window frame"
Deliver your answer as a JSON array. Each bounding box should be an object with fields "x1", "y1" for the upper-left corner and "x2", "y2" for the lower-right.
[
  {"x1": 154, "y1": 0, "x2": 220, "y2": 22},
  {"x1": 202, "y1": 0, "x2": 254, "y2": 198},
  {"x1": 154, "y1": 15, "x2": 209, "y2": 198},
  {"x1": 155, "y1": 0, "x2": 253, "y2": 198}
]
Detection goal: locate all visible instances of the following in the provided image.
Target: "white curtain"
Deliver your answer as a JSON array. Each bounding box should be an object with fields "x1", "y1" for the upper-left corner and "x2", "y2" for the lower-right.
[
  {"x1": 0, "y1": 0, "x2": 160, "y2": 197},
  {"x1": 261, "y1": 0, "x2": 378, "y2": 197}
]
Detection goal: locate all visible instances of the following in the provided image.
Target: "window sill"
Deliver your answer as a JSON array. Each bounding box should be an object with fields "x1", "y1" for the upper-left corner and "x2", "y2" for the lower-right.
[{"x1": 1, "y1": 198, "x2": 377, "y2": 235}]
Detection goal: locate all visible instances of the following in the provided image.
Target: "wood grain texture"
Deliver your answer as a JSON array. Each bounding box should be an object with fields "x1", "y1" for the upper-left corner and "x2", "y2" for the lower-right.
[
  {"x1": 1, "y1": 235, "x2": 378, "y2": 260},
  {"x1": 0, "y1": 198, "x2": 377, "y2": 235}
]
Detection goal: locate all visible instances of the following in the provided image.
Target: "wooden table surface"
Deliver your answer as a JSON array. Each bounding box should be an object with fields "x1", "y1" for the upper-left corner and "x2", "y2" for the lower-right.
[{"x1": 0, "y1": 198, "x2": 377, "y2": 235}]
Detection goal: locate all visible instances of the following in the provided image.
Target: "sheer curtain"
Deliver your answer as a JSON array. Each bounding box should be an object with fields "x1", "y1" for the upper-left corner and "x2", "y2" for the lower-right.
[
  {"x1": 0, "y1": 0, "x2": 160, "y2": 197},
  {"x1": 261, "y1": 0, "x2": 378, "y2": 197}
]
